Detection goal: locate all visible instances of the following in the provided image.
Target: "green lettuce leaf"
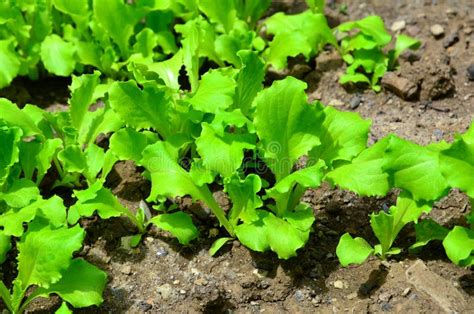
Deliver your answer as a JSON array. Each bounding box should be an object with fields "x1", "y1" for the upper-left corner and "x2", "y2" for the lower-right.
[
  {"x1": 253, "y1": 77, "x2": 322, "y2": 181},
  {"x1": 149, "y1": 212, "x2": 199, "y2": 245}
]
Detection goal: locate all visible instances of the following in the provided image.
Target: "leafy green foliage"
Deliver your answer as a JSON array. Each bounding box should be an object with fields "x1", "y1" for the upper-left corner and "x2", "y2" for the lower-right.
[
  {"x1": 0, "y1": 221, "x2": 106, "y2": 313},
  {"x1": 264, "y1": 11, "x2": 336, "y2": 69},
  {"x1": 336, "y1": 194, "x2": 431, "y2": 265},
  {"x1": 337, "y1": 16, "x2": 420, "y2": 91},
  {"x1": 0, "y1": 4, "x2": 472, "y2": 313},
  {"x1": 336, "y1": 125, "x2": 474, "y2": 267}
]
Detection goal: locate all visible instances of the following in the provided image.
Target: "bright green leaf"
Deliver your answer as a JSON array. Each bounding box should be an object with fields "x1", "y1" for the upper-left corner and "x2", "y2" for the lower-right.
[
  {"x1": 149, "y1": 212, "x2": 198, "y2": 245},
  {"x1": 336, "y1": 233, "x2": 374, "y2": 267},
  {"x1": 40, "y1": 35, "x2": 76, "y2": 76},
  {"x1": 443, "y1": 226, "x2": 474, "y2": 266}
]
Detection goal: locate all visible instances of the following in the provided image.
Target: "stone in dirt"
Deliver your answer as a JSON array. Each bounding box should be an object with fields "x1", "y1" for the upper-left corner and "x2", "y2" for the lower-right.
[
  {"x1": 381, "y1": 72, "x2": 418, "y2": 100},
  {"x1": 406, "y1": 260, "x2": 467, "y2": 313},
  {"x1": 391, "y1": 20, "x2": 406, "y2": 32},
  {"x1": 467, "y1": 64, "x2": 474, "y2": 81},
  {"x1": 443, "y1": 32, "x2": 459, "y2": 48},
  {"x1": 430, "y1": 24, "x2": 445, "y2": 38},
  {"x1": 157, "y1": 284, "x2": 172, "y2": 300}
]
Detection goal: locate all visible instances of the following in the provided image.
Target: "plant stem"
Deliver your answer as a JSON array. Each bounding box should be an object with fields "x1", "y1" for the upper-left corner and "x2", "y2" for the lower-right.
[{"x1": 199, "y1": 187, "x2": 235, "y2": 237}]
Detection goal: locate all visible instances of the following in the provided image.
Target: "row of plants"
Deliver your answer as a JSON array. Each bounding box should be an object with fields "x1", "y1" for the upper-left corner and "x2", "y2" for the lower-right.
[
  {"x1": 1, "y1": 0, "x2": 419, "y2": 91},
  {"x1": 0, "y1": 0, "x2": 471, "y2": 313}
]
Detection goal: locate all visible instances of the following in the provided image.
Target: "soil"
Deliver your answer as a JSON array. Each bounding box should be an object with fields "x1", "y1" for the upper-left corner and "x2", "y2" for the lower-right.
[{"x1": 1, "y1": 0, "x2": 474, "y2": 313}]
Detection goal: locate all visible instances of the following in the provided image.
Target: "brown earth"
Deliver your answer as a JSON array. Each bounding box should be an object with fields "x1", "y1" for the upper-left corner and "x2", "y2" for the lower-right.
[{"x1": 1, "y1": 0, "x2": 473, "y2": 313}]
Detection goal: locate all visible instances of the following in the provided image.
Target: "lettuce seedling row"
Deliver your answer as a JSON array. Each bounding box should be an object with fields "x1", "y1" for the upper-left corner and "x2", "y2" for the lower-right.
[{"x1": 0, "y1": 0, "x2": 472, "y2": 312}]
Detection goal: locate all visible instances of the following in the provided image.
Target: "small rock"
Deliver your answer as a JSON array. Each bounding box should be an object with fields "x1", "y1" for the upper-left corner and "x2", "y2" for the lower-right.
[
  {"x1": 252, "y1": 269, "x2": 268, "y2": 278},
  {"x1": 391, "y1": 20, "x2": 406, "y2": 32},
  {"x1": 259, "y1": 281, "x2": 270, "y2": 289},
  {"x1": 308, "y1": 90, "x2": 322, "y2": 102},
  {"x1": 179, "y1": 289, "x2": 186, "y2": 295},
  {"x1": 406, "y1": 260, "x2": 467, "y2": 312},
  {"x1": 194, "y1": 278, "x2": 209, "y2": 286},
  {"x1": 156, "y1": 247, "x2": 168, "y2": 258},
  {"x1": 467, "y1": 64, "x2": 474, "y2": 81},
  {"x1": 443, "y1": 32, "x2": 459, "y2": 48},
  {"x1": 406, "y1": 25, "x2": 420, "y2": 37},
  {"x1": 349, "y1": 96, "x2": 362, "y2": 109},
  {"x1": 173, "y1": 280, "x2": 180, "y2": 285},
  {"x1": 316, "y1": 50, "x2": 343, "y2": 71},
  {"x1": 333, "y1": 280, "x2": 345, "y2": 289},
  {"x1": 433, "y1": 129, "x2": 444, "y2": 141},
  {"x1": 157, "y1": 284, "x2": 172, "y2": 300},
  {"x1": 446, "y1": 8, "x2": 457, "y2": 17},
  {"x1": 464, "y1": 27, "x2": 473, "y2": 35},
  {"x1": 329, "y1": 99, "x2": 344, "y2": 107},
  {"x1": 250, "y1": 301, "x2": 259, "y2": 306},
  {"x1": 136, "y1": 300, "x2": 152, "y2": 312},
  {"x1": 381, "y1": 303, "x2": 393, "y2": 311},
  {"x1": 402, "y1": 287, "x2": 411, "y2": 297},
  {"x1": 381, "y1": 72, "x2": 418, "y2": 100},
  {"x1": 346, "y1": 292, "x2": 358, "y2": 300},
  {"x1": 87, "y1": 247, "x2": 111, "y2": 264},
  {"x1": 378, "y1": 292, "x2": 392, "y2": 303},
  {"x1": 294, "y1": 290, "x2": 305, "y2": 302},
  {"x1": 430, "y1": 24, "x2": 445, "y2": 38},
  {"x1": 120, "y1": 265, "x2": 132, "y2": 275}
]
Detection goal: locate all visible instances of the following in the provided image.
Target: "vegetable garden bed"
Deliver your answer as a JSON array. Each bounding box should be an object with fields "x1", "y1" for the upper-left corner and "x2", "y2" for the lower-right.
[{"x1": 0, "y1": 0, "x2": 473, "y2": 313}]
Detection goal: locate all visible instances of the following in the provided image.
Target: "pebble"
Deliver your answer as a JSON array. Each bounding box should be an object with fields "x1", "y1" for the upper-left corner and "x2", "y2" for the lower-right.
[
  {"x1": 157, "y1": 284, "x2": 172, "y2": 300},
  {"x1": 294, "y1": 290, "x2": 305, "y2": 302},
  {"x1": 349, "y1": 96, "x2": 362, "y2": 109},
  {"x1": 391, "y1": 20, "x2": 406, "y2": 32},
  {"x1": 378, "y1": 292, "x2": 392, "y2": 303},
  {"x1": 136, "y1": 300, "x2": 152, "y2": 312},
  {"x1": 402, "y1": 287, "x2": 411, "y2": 297},
  {"x1": 87, "y1": 247, "x2": 111, "y2": 264},
  {"x1": 443, "y1": 32, "x2": 459, "y2": 48},
  {"x1": 433, "y1": 129, "x2": 444, "y2": 141},
  {"x1": 329, "y1": 99, "x2": 345, "y2": 107},
  {"x1": 430, "y1": 24, "x2": 445, "y2": 38},
  {"x1": 467, "y1": 64, "x2": 474, "y2": 81},
  {"x1": 406, "y1": 25, "x2": 420, "y2": 36},
  {"x1": 179, "y1": 289, "x2": 186, "y2": 295},
  {"x1": 120, "y1": 265, "x2": 132, "y2": 275},
  {"x1": 446, "y1": 8, "x2": 457, "y2": 17},
  {"x1": 156, "y1": 247, "x2": 168, "y2": 258},
  {"x1": 333, "y1": 280, "x2": 345, "y2": 289},
  {"x1": 173, "y1": 280, "x2": 180, "y2": 285},
  {"x1": 346, "y1": 292, "x2": 358, "y2": 300},
  {"x1": 194, "y1": 278, "x2": 209, "y2": 286},
  {"x1": 252, "y1": 269, "x2": 268, "y2": 278},
  {"x1": 381, "y1": 303, "x2": 393, "y2": 311}
]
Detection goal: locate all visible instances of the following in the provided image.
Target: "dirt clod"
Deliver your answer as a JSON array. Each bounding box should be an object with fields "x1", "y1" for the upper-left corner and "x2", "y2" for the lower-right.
[{"x1": 381, "y1": 72, "x2": 419, "y2": 100}]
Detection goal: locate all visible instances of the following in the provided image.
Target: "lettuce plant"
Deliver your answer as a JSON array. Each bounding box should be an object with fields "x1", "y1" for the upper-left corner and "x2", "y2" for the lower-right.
[
  {"x1": 263, "y1": 10, "x2": 336, "y2": 70},
  {"x1": 333, "y1": 124, "x2": 474, "y2": 267},
  {"x1": 337, "y1": 16, "x2": 420, "y2": 91},
  {"x1": 0, "y1": 191, "x2": 106, "y2": 313}
]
